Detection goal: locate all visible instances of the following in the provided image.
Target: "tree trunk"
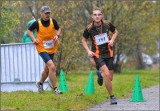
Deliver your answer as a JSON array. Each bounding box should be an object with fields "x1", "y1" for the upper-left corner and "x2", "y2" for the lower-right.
[
  {"x1": 135, "y1": 45, "x2": 145, "y2": 69},
  {"x1": 114, "y1": 54, "x2": 122, "y2": 73},
  {"x1": 56, "y1": 48, "x2": 62, "y2": 76}
]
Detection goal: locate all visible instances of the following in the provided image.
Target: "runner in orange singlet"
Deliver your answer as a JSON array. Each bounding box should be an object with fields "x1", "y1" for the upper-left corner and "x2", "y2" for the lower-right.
[{"x1": 27, "y1": 6, "x2": 61, "y2": 94}]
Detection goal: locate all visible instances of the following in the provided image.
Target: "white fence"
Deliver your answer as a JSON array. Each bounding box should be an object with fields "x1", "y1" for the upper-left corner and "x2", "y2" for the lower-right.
[{"x1": 1, "y1": 43, "x2": 44, "y2": 83}]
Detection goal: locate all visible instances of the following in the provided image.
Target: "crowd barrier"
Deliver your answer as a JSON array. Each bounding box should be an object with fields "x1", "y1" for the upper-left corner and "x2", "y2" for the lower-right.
[{"x1": 1, "y1": 43, "x2": 44, "y2": 84}]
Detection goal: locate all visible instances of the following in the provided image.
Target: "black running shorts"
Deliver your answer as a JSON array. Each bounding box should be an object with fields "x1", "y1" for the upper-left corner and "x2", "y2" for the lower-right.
[{"x1": 93, "y1": 57, "x2": 114, "y2": 70}]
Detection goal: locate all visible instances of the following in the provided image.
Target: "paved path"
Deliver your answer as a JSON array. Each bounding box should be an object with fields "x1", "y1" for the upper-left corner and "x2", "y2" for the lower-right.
[{"x1": 86, "y1": 84, "x2": 159, "y2": 111}]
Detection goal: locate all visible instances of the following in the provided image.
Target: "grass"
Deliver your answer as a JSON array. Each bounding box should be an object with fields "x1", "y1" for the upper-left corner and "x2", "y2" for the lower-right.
[{"x1": 1, "y1": 68, "x2": 159, "y2": 110}]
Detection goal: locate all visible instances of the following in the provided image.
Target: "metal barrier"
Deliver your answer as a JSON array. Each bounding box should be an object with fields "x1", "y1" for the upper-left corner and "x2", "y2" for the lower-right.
[{"x1": 1, "y1": 43, "x2": 44, "y2": 84}]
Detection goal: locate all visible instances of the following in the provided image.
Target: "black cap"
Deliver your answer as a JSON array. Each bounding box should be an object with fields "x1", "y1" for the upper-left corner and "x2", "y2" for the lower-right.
[{"x1": 41, "y1": 6, "x2": 51, "y2": 13}]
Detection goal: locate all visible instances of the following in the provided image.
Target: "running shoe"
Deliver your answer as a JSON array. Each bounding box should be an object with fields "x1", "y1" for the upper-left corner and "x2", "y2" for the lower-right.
[
  {"x1": 96, "y1": 70, "x2": 103, "y2": 86},
  {"x1": 54, "y1": 88, "x2": 62, "y2": 95},
  {"x1": 36, "y1": 82, "x2": 44, "y2": 93},
  {"x1": 110, "y1": 96, "x2": 117, "y2": 105}
]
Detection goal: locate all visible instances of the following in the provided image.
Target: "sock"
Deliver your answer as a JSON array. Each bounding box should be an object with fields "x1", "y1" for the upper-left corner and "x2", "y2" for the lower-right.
[
  {"x1": 39, "y1": 82, "x2": 43, "y2": 85},
  {"x1": 110, "y1": 95, "x2": 114, "y2": 98},
  {"x1": 53, "y1": 87, "x2": 57, "y2": 90}
]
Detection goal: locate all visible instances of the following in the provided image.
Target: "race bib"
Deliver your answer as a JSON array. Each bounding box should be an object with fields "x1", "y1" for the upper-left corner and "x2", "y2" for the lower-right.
[
  {"x1": 95, "y1": 33, "x2": 108, "y2": 45},
  {"x1": 43, "y1": 40, "x2": 54, "y2": 49}
]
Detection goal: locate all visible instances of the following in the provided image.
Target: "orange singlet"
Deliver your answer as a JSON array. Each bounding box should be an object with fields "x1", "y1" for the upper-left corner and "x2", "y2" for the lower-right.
[{"x1": 36, "y1": 18, "x2": 58, "y2": 54}]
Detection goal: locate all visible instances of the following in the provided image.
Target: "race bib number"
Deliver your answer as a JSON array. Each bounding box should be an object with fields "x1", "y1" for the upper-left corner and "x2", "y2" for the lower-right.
[
  {"x1": 95, "y1": 33, "x2": 108, "y2": 45},
  {"x1": 43, "y1": 40, "x2": 54, "y2": 49}
]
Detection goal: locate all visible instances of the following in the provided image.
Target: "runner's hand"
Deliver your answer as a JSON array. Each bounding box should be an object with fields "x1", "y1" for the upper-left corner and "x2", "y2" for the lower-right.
[
  {"x1": 108, "y1": 39, "x2": 114, "y2": 46},
  {"x1": 33, "y1": 39, "x2": 39, "y2": 45},
  {"x1": 53, "y1": 35, "x2": 59, "y2": 42},
  {"x1": 88, "y1": 50, "x2": 95, "y2": 58}
]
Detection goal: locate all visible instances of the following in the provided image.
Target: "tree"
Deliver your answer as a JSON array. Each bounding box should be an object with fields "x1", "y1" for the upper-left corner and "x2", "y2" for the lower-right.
[
  {"x1": 1, "y1": 0, "x2": 159, "y2": 73},
  {"x1": 0, "y1": 1, "x2": 21, "y2": 43},
  {"x1": 101, "y1": 1, "x2": 159, "y2": 71}
]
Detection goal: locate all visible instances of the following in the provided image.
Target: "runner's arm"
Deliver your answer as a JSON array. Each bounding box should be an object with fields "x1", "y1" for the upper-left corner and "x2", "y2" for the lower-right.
[
  {"x1": 111, "y1": 28, "x2": 118, "y2": 42},
  {"x1": 82, "y1": 37, "x2": 94, "y2": 57},
  {"x1": 27, "y1": 21, "x2": 39, "y2": 44},
  {"x1": 27, "y1": 29, "x2": 36, "y2": 42},
  {"x1": 53, "y1": 28, "x2": 61, "y2": 42},
  {"x1": 108, "y1": 23, "x2": 118, "y2": 46}
]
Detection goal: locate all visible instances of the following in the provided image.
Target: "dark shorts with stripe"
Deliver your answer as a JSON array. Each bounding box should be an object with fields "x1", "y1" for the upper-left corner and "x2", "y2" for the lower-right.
[
  {"x1": 39, "y1": 52, "x2": 55, "y2": 63},
  {"x1": 93, "y1": 57, "x2": 114, "y2": 70}
]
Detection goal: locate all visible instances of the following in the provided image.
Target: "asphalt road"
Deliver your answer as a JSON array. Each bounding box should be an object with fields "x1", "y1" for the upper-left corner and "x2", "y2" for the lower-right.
[{"x1": 86, "y1": 84, "x2": 159, "y2": 111}]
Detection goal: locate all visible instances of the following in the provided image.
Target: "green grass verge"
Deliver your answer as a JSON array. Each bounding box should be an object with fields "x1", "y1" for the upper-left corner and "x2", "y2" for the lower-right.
[{"x1": 1, "y1": 68, "x2": 159, "y2": 110}]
